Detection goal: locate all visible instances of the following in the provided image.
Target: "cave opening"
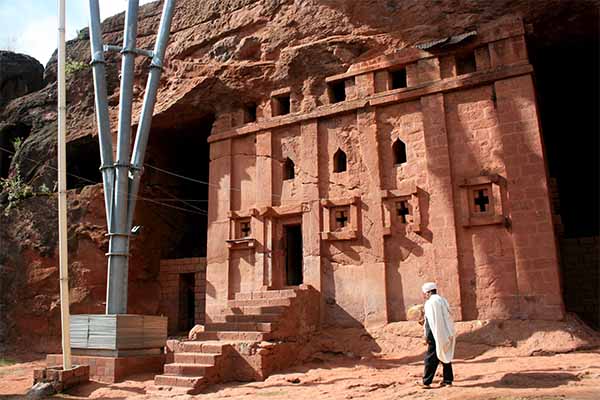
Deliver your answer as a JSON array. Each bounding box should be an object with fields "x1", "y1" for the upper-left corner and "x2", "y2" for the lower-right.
[
  {"x1": 528, "y1": 11, "x2": 599, "y2": 328},
  {"x1": 142, "y1": 112, "x2": 214, "y2": 259},
  {"x1": 0, "y1": 123, "x2": 31, "y2": 179},
  {"x1": 66, "y1": 135, "x2": 102, "y2": 189}
]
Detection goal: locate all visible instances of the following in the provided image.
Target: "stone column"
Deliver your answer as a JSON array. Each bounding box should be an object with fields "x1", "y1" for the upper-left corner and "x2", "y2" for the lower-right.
[
  {"x1": 205, "y1": 139, "x2": 232, "y2": 322},
  {"x1": 300, "y1": 119, "x2": 323, "y2": 318},
  {"x1": 421, "y1": 93, "x2": 463, "y2": 320},
  {"x1": 357, "y1": 107, "x2": 389, "y2": 326},
  {"x1": 255, "y1": 131, "x2": 273, "y2": 289}
]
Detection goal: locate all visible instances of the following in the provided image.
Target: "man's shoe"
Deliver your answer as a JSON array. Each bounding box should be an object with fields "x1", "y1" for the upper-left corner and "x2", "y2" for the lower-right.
[
  {"x1": 439, "y1": 381, "x2": 453, "y2": 387},
  {"x1": 415, "y1": 381, "x2": 432, "y2": 389}
]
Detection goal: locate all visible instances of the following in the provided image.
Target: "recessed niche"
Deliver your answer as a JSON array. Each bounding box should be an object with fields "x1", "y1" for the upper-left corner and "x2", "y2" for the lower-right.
[
  {"x1": 272, "y1": 93, "x2": 291, "y2": 116},
  {"x1": 392, "y1": 138, "x2": 407, "y2": 165},
  {"x1": 284, "y1": 157, "x2": 295, "y2": 180},
  {"x1": 328, "y1": 80, "x2": 346, "y2": 103},
  {"x1": 456, "y1": 51, "x2": 477, "y2": 75},
  {"x1": 390, "y1": 68, "x2": 407, "y2": 89},
  {"x1": 333, "y1": 148, "x2": 347, "y2": 173},
  {"x1": 244, "y1": 103, "x2": 257, "y2": 123}
]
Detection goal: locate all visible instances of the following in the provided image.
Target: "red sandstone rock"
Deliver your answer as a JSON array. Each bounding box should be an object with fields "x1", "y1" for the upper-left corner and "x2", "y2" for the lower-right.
[{"x1": 0, "y1": 0, "x2": 598, "y2": 354}]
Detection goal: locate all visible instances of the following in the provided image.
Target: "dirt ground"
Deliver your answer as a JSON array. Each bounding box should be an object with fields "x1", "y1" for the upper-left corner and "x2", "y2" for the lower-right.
[{"x1": 1, "y1": 348, "x2": 599, "y2": 400}]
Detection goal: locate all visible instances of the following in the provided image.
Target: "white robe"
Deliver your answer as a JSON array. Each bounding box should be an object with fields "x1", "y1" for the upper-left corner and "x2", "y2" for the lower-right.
[{"x1": 424, "y1": 294, "x2": 456, "y2": 363}]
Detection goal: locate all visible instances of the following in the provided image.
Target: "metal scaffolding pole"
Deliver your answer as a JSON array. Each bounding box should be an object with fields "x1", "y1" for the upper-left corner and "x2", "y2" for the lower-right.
[
  {"x1": 106, "y1": 0, "x2": 139, "y2": 314},
  {"x1": 88, "y1": 0, "x2": 115, "y2": 228},
  {"x1": 88, "y1": 0, "x2": 176, "y2": 315},
  {"x1": 127, "y1": 0, "x2": 176, "y2": 228},
  {"x1": 57, "y1": 0, "x2": 72, "y2": 370}
]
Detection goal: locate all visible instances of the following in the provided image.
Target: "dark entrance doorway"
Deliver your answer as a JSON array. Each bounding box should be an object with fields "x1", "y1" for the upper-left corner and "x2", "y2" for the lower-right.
[
  {"x1": 178, "y1": 273, "x2": 195, "y2": 332},
  {"x1": 284, "y1": 224, "x2": 303, "y2": 286}
]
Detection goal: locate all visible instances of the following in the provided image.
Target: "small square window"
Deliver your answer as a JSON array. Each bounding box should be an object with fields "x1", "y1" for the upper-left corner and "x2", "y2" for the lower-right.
[
  {"x1": 389, "y1": 68, "x2": 407, "y2": 89},
  {"x1": 272, "y1": 94, "x2": 290, "y2": 116},
  {"x1": 332, "y1": 207, "x2": 350, "y2": 231},
  {"x1": 456, "y1": 51, "x2": 476, "y2": 75},
  {"x1": 460, "y1": 176, "x2": 507, "y2": 228},
  {"x1": 472, "y1": 188, "x2": 491, "y2": 214}
]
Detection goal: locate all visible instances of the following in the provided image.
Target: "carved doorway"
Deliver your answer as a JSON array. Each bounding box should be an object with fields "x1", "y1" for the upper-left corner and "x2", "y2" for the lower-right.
[{"x1": 284, "y1": 224, "x2": 303, "y2": 286}]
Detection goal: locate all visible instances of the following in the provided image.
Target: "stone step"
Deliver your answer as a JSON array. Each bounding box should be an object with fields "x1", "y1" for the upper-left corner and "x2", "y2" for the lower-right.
[
  {"x1": 233, "y1": 289, "x2": 298, "y2": 300},
  {"x1": 191, "y1": 331, "x2": 271, "y2": 341},
  {"x1": 174, "y1": 352, "x2": 219, "y2": 364},
  {"x1": 164, "y1": 363, "x2": 212, "y2": 376},
  {"x1": 228, "y1": 297, "x2": 292, "y2": 308},
  {"x1": 228, "y1": 305, "x2": 288, "y2": 315},
  {"x1": 204, "y1": 322, "x2": 275, "y2": 332},
  {"x1": 154, "y1": 374, "x2": 206, "y2": 389},
  {"x1": 223, "y1": 313, "x2": 281, "y2": 323},
  {"x1": 179, "y1": 341, "x2": 226, "y2": 354}
]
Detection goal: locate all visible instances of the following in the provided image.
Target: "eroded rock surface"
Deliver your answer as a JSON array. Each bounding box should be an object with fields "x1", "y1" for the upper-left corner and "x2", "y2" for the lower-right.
[
  {"x1": 0, "y1": 0, "x2": 598, "y2": 352},
  {"x1": 0, "y1": 51, "x2": 43, "y2": 109}
]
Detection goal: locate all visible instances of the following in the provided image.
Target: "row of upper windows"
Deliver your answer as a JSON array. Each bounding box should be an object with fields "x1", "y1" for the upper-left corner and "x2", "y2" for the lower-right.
[
  {"x1": 281, "y1": 138, "x2": 407, "y2": 181},
  {"x1": 236, "y1": 49, "x2": 480, "y2": 123}
]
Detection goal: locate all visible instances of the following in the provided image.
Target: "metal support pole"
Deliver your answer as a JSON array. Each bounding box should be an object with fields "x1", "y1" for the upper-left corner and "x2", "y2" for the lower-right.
[
  {"x1": 106, "y1": 0, "x2": 139, "y2": 314},
  {"x1": 127, "y1": 0, "x2": 176, "y2": 228},
  {"x1": 88, "y1": 0, "x2": 115, "y2": 228},
  {"x1": 57, "y1": 0, "x2": 72, "y2": 370}
]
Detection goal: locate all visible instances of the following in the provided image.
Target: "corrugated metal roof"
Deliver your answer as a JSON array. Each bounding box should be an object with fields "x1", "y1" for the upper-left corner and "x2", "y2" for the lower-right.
[{"x1": 415, "y1": 30, "x2": 477, "y2": 50}]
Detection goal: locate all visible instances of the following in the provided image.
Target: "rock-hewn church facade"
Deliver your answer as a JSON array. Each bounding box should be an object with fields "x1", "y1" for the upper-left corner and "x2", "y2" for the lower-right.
[{"x1": 202, "y1": 17, "x2": 564, "y2": 328}]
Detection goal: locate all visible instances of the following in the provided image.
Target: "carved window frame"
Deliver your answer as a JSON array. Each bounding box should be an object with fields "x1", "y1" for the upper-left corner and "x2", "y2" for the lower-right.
[
  {"x1": 227, "y1": 208, "x2": 259, "y2": 249},
  {"x1": 381, "y1": 183, "x2": 422, "y2": 236},
  {"x1": 459, "y1": 174, "x2": 507, "y2": 227},
  {"x1": 320, "y1": 196, "x2": 360, "y2": 241}
]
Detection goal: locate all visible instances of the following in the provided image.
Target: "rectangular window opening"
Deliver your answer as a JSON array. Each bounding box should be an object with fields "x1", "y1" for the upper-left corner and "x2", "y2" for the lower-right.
[
  {"x1": 244, "y1": 103, "x2": 257, "y2": 123},
  {"x1": 456, "y1": 51, "x2": 477, "y2": 75},
  {"x1": 328, "y1": 80, "x2": 346, "y2": 103},
  {"x1": 272, "y1": 94, "x2": 291, "y2": 116},
  {"x1": 390, "y1": 68, "x2": 407, "y2": 89}
]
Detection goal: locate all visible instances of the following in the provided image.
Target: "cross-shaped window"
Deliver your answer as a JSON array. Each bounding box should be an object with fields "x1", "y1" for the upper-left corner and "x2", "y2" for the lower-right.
[
  {"x1": 396, "y1": 200, "x2": 410, "y2": 224},
  {"x1": 240, "y1": 221, "x2": 251, "y2": 237},
  {"x1": 335, "y1": 210, "x2": 348, "y2": 230},
  {"x1": 473, "y1": 189, "x2": 490, "y2": 213}
]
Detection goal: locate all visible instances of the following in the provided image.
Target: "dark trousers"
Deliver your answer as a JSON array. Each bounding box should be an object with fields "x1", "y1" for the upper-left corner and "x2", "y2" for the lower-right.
[{"x1": 423, "y1": 321, "x2": 453, "y2": 385}]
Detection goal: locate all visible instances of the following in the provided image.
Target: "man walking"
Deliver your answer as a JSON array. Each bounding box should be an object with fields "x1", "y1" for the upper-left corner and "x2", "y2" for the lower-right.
[{"x1": 420, "y1": 282, "x2": 455, "y2": 388}]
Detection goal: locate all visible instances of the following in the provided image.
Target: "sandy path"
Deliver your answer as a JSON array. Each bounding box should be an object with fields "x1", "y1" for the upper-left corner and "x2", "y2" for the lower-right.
[{"x1": 2, "y1": 350, "x2": 599, "y2": 399}]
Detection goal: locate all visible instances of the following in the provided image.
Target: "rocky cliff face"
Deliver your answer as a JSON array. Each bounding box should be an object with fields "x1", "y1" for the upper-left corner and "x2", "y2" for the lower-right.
[
  {"x1": 0, "y1": 51, "x2": 43, "y2": 109},
  {"x1": 0, "y1": 0, "x2": 597, "y2": 352}
]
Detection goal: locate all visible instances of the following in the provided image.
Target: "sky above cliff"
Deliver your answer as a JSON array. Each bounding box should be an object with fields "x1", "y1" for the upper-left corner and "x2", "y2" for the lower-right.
[{"x1": 0, "y1": 0, "x2": 155, "y2": 66}]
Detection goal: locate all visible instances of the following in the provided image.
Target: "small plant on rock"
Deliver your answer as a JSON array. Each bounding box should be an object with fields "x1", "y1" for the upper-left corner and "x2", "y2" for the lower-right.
[
  {"x1": 38, "y1": 183, "x2": 52, "y2": 195},
  {"x1": 0, "y1": 167, "x2": 34, "y2": 215},
  {"x1": 65, "y1": 59, "x2": 88, "y2": 76}
]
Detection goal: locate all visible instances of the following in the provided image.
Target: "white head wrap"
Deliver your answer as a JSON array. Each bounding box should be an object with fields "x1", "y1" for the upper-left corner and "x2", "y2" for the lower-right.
[{"x1": 422, "y1": 282, "x2": 437, "y2": 293}]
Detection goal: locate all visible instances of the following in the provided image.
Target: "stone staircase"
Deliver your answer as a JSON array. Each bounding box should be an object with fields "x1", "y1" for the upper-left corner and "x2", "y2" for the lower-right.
[{"x1": 153, "y1": 286, "x2": 319, "y2": 393}]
